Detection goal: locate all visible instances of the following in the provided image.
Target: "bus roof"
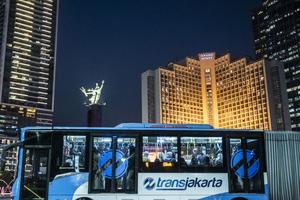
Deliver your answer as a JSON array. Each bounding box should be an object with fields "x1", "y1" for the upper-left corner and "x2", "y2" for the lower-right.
[
  {"x1": 20, "y1": 123, "x2": 264, "y2": 134},
  {"x1": 115, "y1": 123, "x2": 214, "y2": 129},
  {"x1": 19, "y1": 123, "x2": 263, "y2": 141},
  {"x1": 20, "y1": 123, "x2": 214, "y2": 133}
]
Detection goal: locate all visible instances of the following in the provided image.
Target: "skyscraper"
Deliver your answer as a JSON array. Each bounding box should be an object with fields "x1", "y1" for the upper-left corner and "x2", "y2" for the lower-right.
[
  {"x1": 141, "y1": 52, "x2": 291, "y2": 131},
  {"x1": 252, "y1": 0, "x2": 300, "y2": 130},
  {"x1": 0, "y1": 0, "x2": 59, "y2": 132}
]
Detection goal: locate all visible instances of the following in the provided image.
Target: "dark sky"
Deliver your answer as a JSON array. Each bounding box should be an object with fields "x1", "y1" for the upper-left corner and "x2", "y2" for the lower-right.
[{"x1": 54, "y1": 0, "x2": 261, "y2": 127}]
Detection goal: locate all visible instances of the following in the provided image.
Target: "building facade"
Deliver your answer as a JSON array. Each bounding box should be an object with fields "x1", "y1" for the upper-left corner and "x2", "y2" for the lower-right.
[
  {"x1": 0, "y1": 0, "x2": 59, "y2": 129},
  {"x1": 0, "y1": 135, "x2": 18, "y2": 172},
  {"x1": 252, "y1": 0, "x2": 300, "y2": 130},
  {"x1": 0, "y1": 104, "x2": 36, "y2": 134},
  {"x1": 141, "y1": 52, "x2": 291, "y2": 131}
]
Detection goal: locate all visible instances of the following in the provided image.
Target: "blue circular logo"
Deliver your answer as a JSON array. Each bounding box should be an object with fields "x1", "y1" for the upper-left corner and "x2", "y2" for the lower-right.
[
  {"x1": 98, "y1": 150, "x2": 128, "y2": 179},
  {"x1": 144, "y1": 177, "x2": 155, "y2": 190},
  {"x1": 230, "y1": 149, "x2": 260, "y2": 179}
]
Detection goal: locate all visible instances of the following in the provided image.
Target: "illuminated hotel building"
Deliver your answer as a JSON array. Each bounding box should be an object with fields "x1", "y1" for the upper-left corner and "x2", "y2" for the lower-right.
[
  {"x1": 142, "y1": 53, "x2": 291, "y2": 131},
  {"x1": 0, "y1": 0, "x2": 58, "y2": 132},
  {"x1": 252, "y1": 0, "x2": 300, "y2": 130}
]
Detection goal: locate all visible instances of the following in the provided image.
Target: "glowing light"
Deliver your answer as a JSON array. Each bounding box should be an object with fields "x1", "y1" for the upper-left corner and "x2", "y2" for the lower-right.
[
  {"x1": 80, "y1": 80, "x2": 106, "y2": 106},
  {"x1": 163, "y1": 162, "x2": 173, "y2": 167}
]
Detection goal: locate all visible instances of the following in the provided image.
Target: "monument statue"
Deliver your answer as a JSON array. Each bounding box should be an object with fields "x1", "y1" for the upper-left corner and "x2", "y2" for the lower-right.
[{"x1": 80, "y1": 80, "x2": 105, "y2": 106}]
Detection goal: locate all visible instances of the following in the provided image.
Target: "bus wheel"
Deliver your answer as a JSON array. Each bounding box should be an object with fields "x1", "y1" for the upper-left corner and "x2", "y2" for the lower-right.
[
  {"x1": 76, "y1": 198, "x2": 92, "y2": 200},
  {"x1": 231, "y1": 198, "x2": 248, "y2": 200}
]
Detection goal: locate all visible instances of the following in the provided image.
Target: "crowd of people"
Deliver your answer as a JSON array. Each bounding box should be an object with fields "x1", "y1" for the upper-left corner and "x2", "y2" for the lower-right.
[
  {"x1": 62, "y1": 136, "x2": 86, "y2": 168},
  {"x1": 143, "y1": 143, "x2": 177, "y2": 163},
  {"x1": 181, "y1": 142, "x2": 223, "y2": 167},
  {"x1": 142, "y1": 139, "x2": 223, "y2": 168}
]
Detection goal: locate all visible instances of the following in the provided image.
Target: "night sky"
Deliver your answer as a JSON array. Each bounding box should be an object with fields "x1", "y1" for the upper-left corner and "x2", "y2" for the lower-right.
[{"x1": 54, "y1": 0, "x2": 261, "y2": 127}]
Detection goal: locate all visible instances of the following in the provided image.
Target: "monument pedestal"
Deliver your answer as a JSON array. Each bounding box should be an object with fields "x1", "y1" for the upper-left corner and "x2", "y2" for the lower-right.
[{"x1": 87, "y1": 104, "x2": 103, "y2": 127}]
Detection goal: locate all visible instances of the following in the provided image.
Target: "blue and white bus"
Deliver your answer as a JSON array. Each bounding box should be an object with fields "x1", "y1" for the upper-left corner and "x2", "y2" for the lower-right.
[{"x1": 11, "y1": 123, "x2": 268, "y2": 200}]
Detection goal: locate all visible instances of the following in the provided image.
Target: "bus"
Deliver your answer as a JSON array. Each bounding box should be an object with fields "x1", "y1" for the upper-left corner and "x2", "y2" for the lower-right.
[{"x1": 10, "y1": 123, "x2": 268, "y2": 200}]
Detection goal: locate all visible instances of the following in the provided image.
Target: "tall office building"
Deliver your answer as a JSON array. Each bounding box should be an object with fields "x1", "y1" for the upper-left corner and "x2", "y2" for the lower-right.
[
  {"x1": 0, "y1": 135, "x2": 18, "y2": 172},
  {"x1": 252, "y1": 0, "x2": 300, "y2": 130},
  {"x1": 0, "y1": 0, "x2": 59, "y2": 132},
  {"x1": 141, "y1": 52, "x2": 291, "y2": 131}
]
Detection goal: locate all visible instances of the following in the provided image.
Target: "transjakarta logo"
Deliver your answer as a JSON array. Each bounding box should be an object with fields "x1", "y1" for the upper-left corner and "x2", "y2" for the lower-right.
[
  {"x1": 144, "y1": 177, "x2": 155, "y2": 190},
  {"x1": 143, "y1": 177, "x2": 223, "y2": 191}
]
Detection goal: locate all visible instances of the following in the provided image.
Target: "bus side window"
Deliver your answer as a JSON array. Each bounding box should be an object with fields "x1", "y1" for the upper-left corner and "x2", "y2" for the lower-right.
[
  {"x1": 229, "y1": 138, "x2": 245, "y2": 193},
  {"x1": 61, "y1": 135, "x2": 86, "y2": 169},
  {"x1": 246, "y1": 139, "x2": 264, "y2": 193},
  {"x1": 116, "y1": 137, "x2": 136, "y2": 193},
  {"x1": 180, "y1": 137, "x2": 223, "y2": 170},
  {"x1": 229, "y1": 138, "x2": 264, "y2": 193},
  {"x1": 91, "y1": 137, "x2": 112, "y2": 192},
  {"x1": 142, "y1": 136, "x2": 178, "y2": 172},
  {"x1": 50, "y1": 134, "x2": 87, "y2": 180}
]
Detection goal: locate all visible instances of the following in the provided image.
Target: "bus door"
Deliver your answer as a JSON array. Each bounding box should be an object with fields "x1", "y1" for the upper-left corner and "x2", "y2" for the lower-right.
[
  {"x1": 227, "y1": 137, "x2": 264, "y2": 193},
  {"x1": 91, "y1": 136, "x2": 138, "y2": 194},
  {"x1": 21, "y1": 146, "x2": 51, "y2": 200}
]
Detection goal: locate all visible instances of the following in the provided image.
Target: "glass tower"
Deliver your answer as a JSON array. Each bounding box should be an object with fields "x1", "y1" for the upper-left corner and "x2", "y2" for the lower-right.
[
  {"x1": 252, "y1": 0, "x2": 300, "y2": 130},
  {"x1": 0, "y1": 0, "x2": 58, "y2": 129}
]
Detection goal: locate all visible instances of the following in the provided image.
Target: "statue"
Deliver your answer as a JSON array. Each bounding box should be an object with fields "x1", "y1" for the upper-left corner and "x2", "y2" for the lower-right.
[{"x1": 80, "y1": 80, "x2": 106, "y2": 106}]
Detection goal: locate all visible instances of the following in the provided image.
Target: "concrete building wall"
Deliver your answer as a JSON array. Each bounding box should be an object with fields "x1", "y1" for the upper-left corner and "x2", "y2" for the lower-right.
[
  {"x1": 141, "y1": 69, "x2": 161, "y2": 123},
  {"x1": 264, "y1": 60, "x2": 292, "y2": 130},
  {"x1": 141, "y1": 70, "x2": 151, "y2": 123},
  {"x1": 198, "y1": 53, "x2": 219, "y2": 127}
]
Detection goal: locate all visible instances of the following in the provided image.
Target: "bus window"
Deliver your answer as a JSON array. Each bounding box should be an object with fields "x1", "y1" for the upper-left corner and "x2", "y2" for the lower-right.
[
  {"x1": 229, "y1": 138, "x2": 264, "y2": 193},
  {"x1": 61, "y1": 136, "x2": 86, "y2": 170},
  {"x1": 180, "y1": 137, "x2": 223, "y2": 169},
  {"x1": 247, "y1": 139, "x2": 264, "y2": 193},
  {"x1": 142, "y1": 136, "x2": 178, "y2": 171},
  {"x1": 229, "y1": 138, "x2": 246, "y2": 193},
  {"x1": 22, "y1": 148, "x2": 50, "y2": 200},
  {"x1": 115, "y1": 137, "x2": 136, "y2": 193},
  {"x1": 50, "y1": 134, "x2": 88, "y2": 180},
  {"x1": 91, "y1": 137, "x2": 112, "y2": 192}
]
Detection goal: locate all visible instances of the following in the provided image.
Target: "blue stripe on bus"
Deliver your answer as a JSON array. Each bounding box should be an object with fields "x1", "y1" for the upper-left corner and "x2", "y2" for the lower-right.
[{"x1": 48, "y1": 172, "x2": 88, "y2": 200}]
